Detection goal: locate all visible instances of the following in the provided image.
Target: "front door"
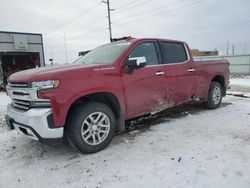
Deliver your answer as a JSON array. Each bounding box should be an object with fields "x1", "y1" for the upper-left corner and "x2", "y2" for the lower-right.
[{"x1": 121, "y1": 41, "x2": 165, "y2": 118}]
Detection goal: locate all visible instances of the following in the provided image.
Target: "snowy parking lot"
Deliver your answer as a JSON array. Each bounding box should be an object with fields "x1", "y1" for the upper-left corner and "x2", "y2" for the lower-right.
[{"x1": 0, "y1": 78, "x2": 250, "y2": 188}]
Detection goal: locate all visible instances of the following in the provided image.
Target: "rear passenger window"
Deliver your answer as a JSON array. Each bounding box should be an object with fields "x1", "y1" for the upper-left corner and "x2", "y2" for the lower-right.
[{"x1": 160, "y1": 42, "x2": 188, "y2": 64}]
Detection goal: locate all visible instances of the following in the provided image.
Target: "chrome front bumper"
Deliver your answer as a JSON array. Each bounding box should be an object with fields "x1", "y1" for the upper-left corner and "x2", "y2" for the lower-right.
[{"x1": 6, "y1": 104, "x2": 64, "y2": 141}]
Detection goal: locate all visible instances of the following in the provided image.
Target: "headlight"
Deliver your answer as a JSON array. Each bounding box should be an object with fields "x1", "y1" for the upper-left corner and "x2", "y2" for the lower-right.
[{"x1": 32, "y1": 80, "x2": 60, "y2": 90}]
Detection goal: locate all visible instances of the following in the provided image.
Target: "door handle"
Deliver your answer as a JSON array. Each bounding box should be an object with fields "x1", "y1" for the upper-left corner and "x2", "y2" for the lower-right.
[
  {"x1": 155, "y1": 71, "x2": 165, "y2": 76},
  {"x1": 187, "y1": 68, "x2": 195, "y2": 72}
]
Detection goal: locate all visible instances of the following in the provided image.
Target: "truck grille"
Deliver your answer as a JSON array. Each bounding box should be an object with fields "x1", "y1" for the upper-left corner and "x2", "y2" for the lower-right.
[
  {"x1": 12, "y1": 99, "x2": 31, "y2": 110},
  {"x1": 7, "y1": 82, "x2": 51, "y2": 111}
]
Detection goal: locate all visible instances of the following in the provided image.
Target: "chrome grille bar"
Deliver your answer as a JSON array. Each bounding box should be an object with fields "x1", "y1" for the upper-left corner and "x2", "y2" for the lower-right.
[
  {"x1": 12, "y1": 103, "x2": 30, "y2": 110},
  {"x1": 8, "y1": 82, "x2": 29, "y2": 88},
  {"x1": 12, "y1": 99, "x2": 30, "y2": 106}
]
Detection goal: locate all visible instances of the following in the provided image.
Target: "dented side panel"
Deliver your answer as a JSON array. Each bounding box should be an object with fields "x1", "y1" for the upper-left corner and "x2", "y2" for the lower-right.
[{"x1": 121, "y1": 65, "x2": 165, "y2": 119}]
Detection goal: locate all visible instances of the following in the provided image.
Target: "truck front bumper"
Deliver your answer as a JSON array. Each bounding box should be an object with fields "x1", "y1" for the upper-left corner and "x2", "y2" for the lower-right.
[{"x1": 6, "y1": 104, "x2": 64, "y2": 145}]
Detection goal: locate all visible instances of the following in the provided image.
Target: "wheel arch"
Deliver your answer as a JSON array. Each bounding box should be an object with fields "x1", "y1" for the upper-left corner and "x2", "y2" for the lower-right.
[
  {"x1": 65, "y1": 92, "x2": 125, "y2": 131},
  {"x1": 211, "y1": 75, "x2": 226, "y2": 96}
]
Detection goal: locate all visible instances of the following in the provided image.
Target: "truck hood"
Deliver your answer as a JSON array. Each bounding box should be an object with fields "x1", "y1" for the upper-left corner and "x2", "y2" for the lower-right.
[{"x1": 8, "y1": 63, "x2": 102, "y2": 83}]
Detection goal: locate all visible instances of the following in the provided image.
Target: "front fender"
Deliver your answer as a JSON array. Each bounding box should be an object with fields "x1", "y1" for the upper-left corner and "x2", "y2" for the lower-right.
[{"x1": 39, "y1": 87, "x2": 126, "y2": 127}]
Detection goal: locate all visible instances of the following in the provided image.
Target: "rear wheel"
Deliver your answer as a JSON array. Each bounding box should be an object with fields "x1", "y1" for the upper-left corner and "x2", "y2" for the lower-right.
[
  {"x1": 66, "y1": 102, "x2": 116, "y2": 153},
  {"x1": 204, "y1": 81, "x2": 223, "y2": 109}
]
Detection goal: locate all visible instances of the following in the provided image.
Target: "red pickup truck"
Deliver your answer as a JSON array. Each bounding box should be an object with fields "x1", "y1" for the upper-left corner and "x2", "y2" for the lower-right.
[{"x1": 6, "y1": 37, "x2": 229, "y2": 153}]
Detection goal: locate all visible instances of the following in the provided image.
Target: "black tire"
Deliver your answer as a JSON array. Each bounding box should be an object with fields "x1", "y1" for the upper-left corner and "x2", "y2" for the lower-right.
[
  {"x1": 66, "y1": 102, "x2": 116, "y2": 153},
  {"x1": 204, "y1": 81, "x2": 223, "y2": 109}
]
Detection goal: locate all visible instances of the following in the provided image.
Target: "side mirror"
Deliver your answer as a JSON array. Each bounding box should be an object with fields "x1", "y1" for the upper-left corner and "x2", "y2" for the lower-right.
[{"x1": 124, "y1": 56, "x2": 147, "y2": 74}]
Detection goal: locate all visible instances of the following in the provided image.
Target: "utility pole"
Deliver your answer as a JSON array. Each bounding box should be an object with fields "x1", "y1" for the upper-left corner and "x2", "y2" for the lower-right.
[
  {"x1": 226, "y1": 40, "x2": 229, "y2": 55},
  {"x1": 102, "y1": 0, "x2": 114, "y2": 42},
  {"x1": 232, "y1": 45, "x2": 235, "y2": 55},
  {"x1": 243, "y1": 43, "x2": 247, "y2": 54},
  {"x1": 64, "y1": 32, "x2": 68, "y2": 64}
]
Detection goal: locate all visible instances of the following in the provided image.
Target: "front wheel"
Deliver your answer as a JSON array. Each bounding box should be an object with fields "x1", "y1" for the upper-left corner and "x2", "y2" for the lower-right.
[
  {"x1": 66, "y1": 102, "x2": 116, "y2": 153},
  {"x1": 204, "y1": 81, "x2": 223, "y2": 109}
]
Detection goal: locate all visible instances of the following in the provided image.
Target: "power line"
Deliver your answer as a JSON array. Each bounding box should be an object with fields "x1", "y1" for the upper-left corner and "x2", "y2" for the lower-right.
[
  {"x1": 114, "y1": 0, "x2": 154, "y2": 15},
  {"x1": 44, "y1": 0, "x2": 178, "y2": 40},
  {"x1": 45, "y1": 0, "x2": 154, "y2": 39},
  {"x1": 44, "y1": 0, "x2": 206, "y2": 44},
  {"x1": 44, "y1": 14, "x2": 106, "y2": 38},
  {"x1": 47, "y1": 2, "x2": 101, "y2": 33},
  {"x1": 114, "y1": 0, "x2": 149, "y2": 10},
  {"x1": 64, "y1": 0, "x2": 205, "y2": 41},
  {"x1": 66, "y1": 25, "x2": 106, "y2": 41},
  {"x1": 45, "y1": 16, "x2": 105, "y2": 42},
  {"x1": 44, "y1": 0, "x2": 86, "y2": 29},
  {"x1": 113, "y1": 0, "x2": 185, "y2": 24},
  {"x1": 64, "y1": 15, "x2": 106, "y2": 33},
  {"x1": 113, "y1": 0, "x2": 205, "y2": 27},
  {"x1": 43, "y1": 2, "x2": 102, "y2": 35},
  {"x1": 44, "y1": 0, "x2": 168, "y2": 40}
]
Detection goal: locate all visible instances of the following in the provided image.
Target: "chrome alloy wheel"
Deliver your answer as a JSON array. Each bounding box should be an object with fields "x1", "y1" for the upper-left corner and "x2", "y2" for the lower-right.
[
  {"x1": 81, "y1": 112, "x2": 110, "y2": 145},
  {"x1": 212, "y1": 86, "x2": 221, "y2": 105}
]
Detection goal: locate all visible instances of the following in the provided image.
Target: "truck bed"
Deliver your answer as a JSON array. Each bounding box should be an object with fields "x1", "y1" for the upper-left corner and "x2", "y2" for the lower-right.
[{"x1": 194, "y1": 60, "x2": 230, "y2": 98}]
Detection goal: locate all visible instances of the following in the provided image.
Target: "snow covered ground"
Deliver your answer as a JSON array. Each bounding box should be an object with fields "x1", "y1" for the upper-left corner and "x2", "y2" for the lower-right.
[
  {"x1": 228, "y1": 77, "x2": 250, "y2": 97},
  {"x1": 0, "y1": 92, "x2": 11, "y2": 109},
  {"x1": 0, "y1": 78, "x2": 250, "y2": 188},
  {"x1": 230, "y1": 77, "x2": 250, "y2": 88},
  {"x1": 0, "y1": 92, "x2": 11, "y2": 133}
]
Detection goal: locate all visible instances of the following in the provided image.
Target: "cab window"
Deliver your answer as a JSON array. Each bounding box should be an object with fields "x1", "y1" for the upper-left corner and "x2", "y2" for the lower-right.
[
  {"x1": 129, "y1": 42, "x2": 159, "y2": 66},
  {"x1": 160, "y1": 42, "x2": 188, "y2": 64}
]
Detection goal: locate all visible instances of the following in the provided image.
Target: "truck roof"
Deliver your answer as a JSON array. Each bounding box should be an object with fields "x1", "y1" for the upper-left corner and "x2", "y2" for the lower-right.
[{"x1": 112, "y1": 36, "x2": 185, "y2": 44}]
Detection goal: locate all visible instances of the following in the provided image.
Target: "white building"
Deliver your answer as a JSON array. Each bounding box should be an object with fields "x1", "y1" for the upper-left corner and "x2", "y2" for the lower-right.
[{"x1": 0, "y1": 31, "x2": 45, "y2": 87}]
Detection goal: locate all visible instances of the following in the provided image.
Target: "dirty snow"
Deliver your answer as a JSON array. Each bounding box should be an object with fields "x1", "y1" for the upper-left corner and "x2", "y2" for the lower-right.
[{"x1": 0, "y1": 80, "x2": 250, "y2": 188}]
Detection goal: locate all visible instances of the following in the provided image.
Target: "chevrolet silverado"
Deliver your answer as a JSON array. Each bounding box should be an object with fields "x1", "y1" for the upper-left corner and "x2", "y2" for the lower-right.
[{"x1": 5, "y1": 37, "x2": 229, "y2": 153}]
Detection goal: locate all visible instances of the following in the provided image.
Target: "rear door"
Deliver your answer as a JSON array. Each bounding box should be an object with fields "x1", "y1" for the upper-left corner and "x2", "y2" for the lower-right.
[
  {"x1": 121, "y1": 41, "x2": 165, "y2": 118},
  {"x1": 159, "y1": 41, "x2": 196, "y2": 105}
]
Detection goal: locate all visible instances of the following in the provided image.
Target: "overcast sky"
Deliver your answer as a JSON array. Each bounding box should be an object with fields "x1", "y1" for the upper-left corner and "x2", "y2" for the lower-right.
[{"x1": 0, "y1": 0, "x2": 250, "y2": 64}]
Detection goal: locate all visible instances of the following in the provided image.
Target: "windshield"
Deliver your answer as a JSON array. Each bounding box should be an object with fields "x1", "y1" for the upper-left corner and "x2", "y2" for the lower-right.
[{"x1": 74, "y1": 41, "x2": 131, "y2": 65}]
